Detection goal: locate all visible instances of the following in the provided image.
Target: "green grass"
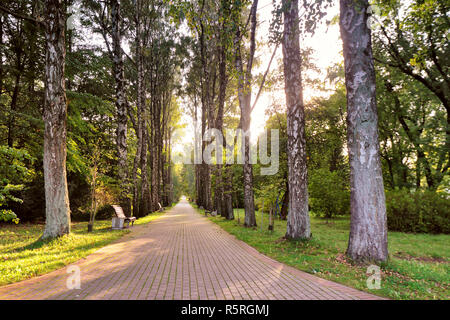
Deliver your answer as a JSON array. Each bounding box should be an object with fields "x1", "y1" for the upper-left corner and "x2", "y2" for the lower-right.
[
  {"x1": 0, "y1": 210, "x2": 166, "y2": 287},
  {"x1": 196, "y1": 206, "x2": 449, "y2": 300}
]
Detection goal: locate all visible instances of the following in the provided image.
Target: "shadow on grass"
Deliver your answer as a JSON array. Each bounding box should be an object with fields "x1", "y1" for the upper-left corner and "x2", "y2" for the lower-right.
[
  {"x1": 16, "y1": 236, "x2": 56, "y2": 252},
  {"x1": 3, "y1": 232, "x2": 126, "y2": 263},
  {"x1": 6, "y1": 225, "x2": 123, "y2": 254}
]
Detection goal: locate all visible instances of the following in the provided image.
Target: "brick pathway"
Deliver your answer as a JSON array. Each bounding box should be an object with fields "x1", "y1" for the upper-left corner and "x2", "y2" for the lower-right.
[{"x1": 0, "y1": 200, "x2": 381, "y2": 300}]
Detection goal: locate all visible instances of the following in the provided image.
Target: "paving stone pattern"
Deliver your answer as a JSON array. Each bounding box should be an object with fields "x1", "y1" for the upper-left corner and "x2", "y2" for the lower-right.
[{"x1": 0, "y1": 200, "x2": 381, "y2": 300}]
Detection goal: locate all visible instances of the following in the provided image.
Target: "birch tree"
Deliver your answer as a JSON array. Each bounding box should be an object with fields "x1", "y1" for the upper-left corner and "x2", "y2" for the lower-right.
[
  {"x1": 130, "y1": 0, "x2": 149, "y2": 217},
  {"x1": 42, "y1": 0, "x2": 70, "y2": 238},
  {"x1": 282, "y1": 0, "x2": 310, "y2": 239},
  {"x1": 340, "y1": 0, "x2": 388, "y2": 262},
  {"x1": 233, "y1": 0, "x2": 258, "y2": 227},
  {"x1": 111, "y1": 0, "x2": 130, "y2": 215}
]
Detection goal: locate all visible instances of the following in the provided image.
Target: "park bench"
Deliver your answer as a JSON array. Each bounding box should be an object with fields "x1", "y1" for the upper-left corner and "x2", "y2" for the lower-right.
[{"x1": 111, "y1": 205, "x2": 136, "y2": 230}]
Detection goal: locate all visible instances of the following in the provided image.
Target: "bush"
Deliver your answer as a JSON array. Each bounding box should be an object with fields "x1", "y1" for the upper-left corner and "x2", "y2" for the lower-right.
[
  {"x1": 386, "y1": 189, "x2": 450, "y2": 234},
  {"x1": 309, "y1": 168, "x2": 350, "y2": 219},
  {"x1": 0, "y1": 146, "x2": 34, "y2": 223},
  {"x1": 0, "y1": 209, "x2": 20, "y2": 224}
]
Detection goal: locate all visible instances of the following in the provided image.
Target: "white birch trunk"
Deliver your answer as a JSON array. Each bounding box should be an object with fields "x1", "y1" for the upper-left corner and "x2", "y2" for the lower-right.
[
  {"x1": 233, "y1": 0, "x2": 258, "y2": 227},
  {"x1": 282, "y1": 0, "x2": 311, "y2": 239},
  {"x1": 42, "y1": 0, "x2": 70, "y2": 239},
  {"x1": 111, "y1": 0, "x2": 129, "y2": 215}
]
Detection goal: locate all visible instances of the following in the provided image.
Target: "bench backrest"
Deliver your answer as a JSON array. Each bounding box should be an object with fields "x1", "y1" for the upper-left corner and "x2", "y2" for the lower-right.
[{"x1": 112, "y1": 205, "x2": 126, "y2": 219}]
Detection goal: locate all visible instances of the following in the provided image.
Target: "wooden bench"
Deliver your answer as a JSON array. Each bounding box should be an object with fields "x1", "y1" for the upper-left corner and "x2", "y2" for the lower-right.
[{"x1": 111, "y1": 205, "x2": 136, "y2": 230}]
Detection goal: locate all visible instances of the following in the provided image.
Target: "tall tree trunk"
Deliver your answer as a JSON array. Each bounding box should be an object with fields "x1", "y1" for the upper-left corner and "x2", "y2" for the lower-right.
[
  {"x1": 280, "y1": 180, "x2": 289, "y2": 220},
  {"x1": 165, "y1": 120, "x2": 172, "y2": 206},
  {"x1": 340, "y1": 0, "x2": 388, "y2": 262},
  {"x1": 216, "y1": 27, "x2": 227, "y2": 217},
  {"x1": 234, "y1": 0, "x2": 258, "y2": 227},
  {"x1": 140, "y1": 125, "x2": 150, "y2": 214},
  {"x1": 167, "y1": 129, "x2": 173, "y2": 205},
  {"x1": 42, "y1": 0, "x2": 71, "y2": 239},
  {"x1": 199, "y1": 17, "x2": 212, "y2": 211},
  {"x1": 416, "y1": 150, "x2": 421, "y2": 188},
  {"x1": 215, "y1": 24, "x2": 234, "y2": 220},
  {"x1": 161, "y1": 95, "x2": 170, "y2": 207},
  {"x1": 223, "y1": 164, "x2": 234, "y2": 220},
  {"x1": 111, "y1": 0, "x2": 130, "y2": 215},
  {"x1": 159, "y1": 96, "x2": 165, "y2": 206},
  {"x1": 151, "y1": 98, "x2": 161, "y2": 211},
  {"x1": 193, "y1": 100, "x2": 203, "y2": 206},
  {"x1": 282, "y1": 0, "x2": 310, "y2": 239},
  {"x1": 132, "y1": 0, "x2": 145, "y2": 217}
]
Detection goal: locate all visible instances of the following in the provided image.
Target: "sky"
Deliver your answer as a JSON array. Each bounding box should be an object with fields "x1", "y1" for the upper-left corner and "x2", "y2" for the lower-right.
[
  {"x1": 175, "y1": 0, "x2": 343, "y2": 152},
  {"x1": 249, "y1": 0, "x2": 342, "y2": 137}
]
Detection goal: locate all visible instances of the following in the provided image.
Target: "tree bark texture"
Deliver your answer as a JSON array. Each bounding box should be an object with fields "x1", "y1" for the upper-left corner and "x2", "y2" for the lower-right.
[
  {"x1": 340, "y1": 0, "x2": 388, "y2": 262},
  {"x1": 282, "y1": 0, "x2": 311, "y2": 239},
  {"x1": 111, "y1": 0, "x2": 130, "y2": 215},
  {"x1": 234, "y1": 0, "x2": 258, "y2": 227},
  {"x1": 280, "y1": 180, "x2": 289, "y2": 220},
  {"x1": 151, "y1": 98, "x2": 161, "y2": 211},
  {"x1": 215, "y1": 26, "x2": 228, "y2": 217},
  {"x1": 199, "y1": 17, "x2": 212, "y2": 211},
  {"x1": 42, "y1": 0, "x2": 71, "y2": 239}
]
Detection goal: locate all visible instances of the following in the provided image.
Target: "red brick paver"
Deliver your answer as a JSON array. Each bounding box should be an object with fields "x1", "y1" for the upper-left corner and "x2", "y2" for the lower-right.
[{"x1": 0, "y1": 200, "x2": 382, "y2": 300}]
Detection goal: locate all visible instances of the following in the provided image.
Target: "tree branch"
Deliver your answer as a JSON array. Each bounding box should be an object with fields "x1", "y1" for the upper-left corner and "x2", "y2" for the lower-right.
[
  {"x1": 251, "y1": 43, "x2": 279, "y2": 113},
  {"x1": 0, "y1": 4, "x2": 45, "y2": 27}
]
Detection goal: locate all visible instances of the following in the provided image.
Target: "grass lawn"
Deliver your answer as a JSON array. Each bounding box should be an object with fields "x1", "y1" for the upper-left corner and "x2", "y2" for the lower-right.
[
  {"x1": 0, "y1": 210, "x2": 166, "y2": 287},
  {"x1": 196, "y1": 206, "x2": 449, "y2": 300}
]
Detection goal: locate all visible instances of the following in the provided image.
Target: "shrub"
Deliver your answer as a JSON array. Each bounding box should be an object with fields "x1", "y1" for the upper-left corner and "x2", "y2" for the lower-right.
[
  {"x1": 0, "y1": 209, "x2": 20, "y2": 224},
  {"x1": 309, "y1": 168, "x2": 350, "y2": 219},
  {"x1": 386, "y1": 189, "x2": 450, "y2": 234},
  {"x1": 0, "y1": 146, "x2": 34, "y2": 224}
]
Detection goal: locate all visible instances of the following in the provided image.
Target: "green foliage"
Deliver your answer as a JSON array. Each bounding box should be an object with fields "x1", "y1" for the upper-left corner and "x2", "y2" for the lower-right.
[
  {"x1": 306, "y1": 82, "x2": 348, "y2": 173},
  {"x1": 0, "y1": 209, "x2": 19, "y2": 224},
  {"x1": 172, "y1": 163, "x2": 195, "y2": 200},
  {"x1": 253, "y1": 109, "x2": 287, "y2": 212},
  {"x1": 309, "y1": 168, "x2": 350, "y2": 219},
  {"x1": 0, "y1": 146, "x2": 34, "y2": 223},
  {"x1": 255, "y1": 182, "x2": 280, "y2": 212},
  {"x1": 373, "y1": 0, "x2": 449, "y2": 190},
  {"x1": 386, "y1": 189, "x2": 450, "y2": 234}
]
